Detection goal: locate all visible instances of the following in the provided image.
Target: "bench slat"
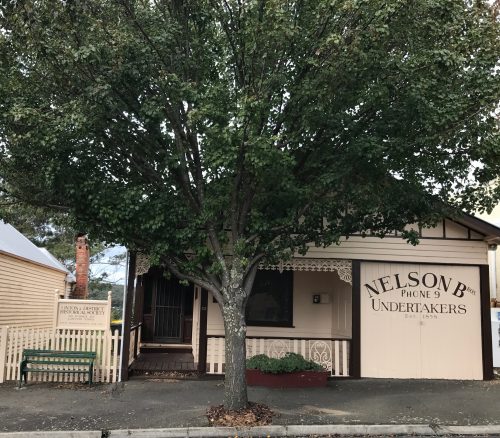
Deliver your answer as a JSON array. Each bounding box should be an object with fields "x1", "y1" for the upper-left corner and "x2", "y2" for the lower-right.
[
  {"x1": 24, "y1": 349, "x2": 95, "y2": 354},
  {"x1": 22, "y1": 355, "x2": 93, "y2": 357},
  {"x1": 25, "y1": 361, "x2": 93, "y2": 366},
  {"x1": 20, "y1": 350, "x2": 97, "y2": 359},
  {"x1": 24, "y1": 369, "x2": 90, "y2": 374},
  {"x1": 23, "y1": 352, "x2": 96, "y2": 358}
]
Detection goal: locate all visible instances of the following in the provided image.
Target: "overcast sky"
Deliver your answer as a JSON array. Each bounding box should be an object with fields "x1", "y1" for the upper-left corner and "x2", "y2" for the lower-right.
[{"x1": 90, "y1": 245, "x2": 127, "y2": 285}]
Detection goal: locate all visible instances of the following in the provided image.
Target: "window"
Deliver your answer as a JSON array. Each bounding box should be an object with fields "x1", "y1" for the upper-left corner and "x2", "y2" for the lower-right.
[{"x1": 246, "y1": 270, "x2": 293, "y2": 327}]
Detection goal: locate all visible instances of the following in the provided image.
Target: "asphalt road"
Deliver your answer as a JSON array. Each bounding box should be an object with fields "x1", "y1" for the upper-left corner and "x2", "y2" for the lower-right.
[{"x1": 0, "y1": 377, "x2": 499, "y2": 432}]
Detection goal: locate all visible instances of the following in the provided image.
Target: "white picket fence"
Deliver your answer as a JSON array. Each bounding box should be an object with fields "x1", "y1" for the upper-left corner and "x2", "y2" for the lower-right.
[
  {"x1": 206, "y1": 336, "x2": 350, "y2": 377},
  {"x1": 0, "y1": 326, "x2": 121, "y2": 384}
]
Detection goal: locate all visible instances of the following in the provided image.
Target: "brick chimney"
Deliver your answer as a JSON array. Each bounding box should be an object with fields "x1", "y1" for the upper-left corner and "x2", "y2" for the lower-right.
[{"x1": 73, "y1": 233, "x2": 90, "y2": 299}]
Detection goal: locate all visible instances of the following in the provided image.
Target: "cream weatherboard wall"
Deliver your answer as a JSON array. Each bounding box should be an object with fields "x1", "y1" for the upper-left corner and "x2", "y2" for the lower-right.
[
  {"x1": 206, "y1": 270, "x2": 351, "y2": 339},
  {"x1": 203, "y1": 220, "x2": 487, "y2": 348},
  {"x1": 331, "y1": 277, "x2": 352, "y2": 339},
  {"x1": 203, "y1": 270, "x2": 353, "y2": 373},
  {"x1": 196, "y1": 217, "x2": 491, "y2": 375},
  {"x1": 300, "y1": 219, "x2": 488, "y2": 265},
  {"x1": 360, "y1": 262, "x2": 483, "y2": 380},
  {"x1": 301, "y1": 236, "x2": 487, "y2": 265},
  {"x1": 0, "y1": 252, "x2": 67, "y2": 328}
]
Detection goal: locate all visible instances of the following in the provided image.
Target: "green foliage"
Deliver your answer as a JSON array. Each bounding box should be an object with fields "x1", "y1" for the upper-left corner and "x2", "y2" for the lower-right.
[
  {"x1": 0, "y1": 192, "x2": 108, "y2": 271},
  {"x1": 88, "y1": 282, "x2": 124, "y2": 310},
  {"x1": 246, "y1": 353, "x2": 324, "y2": 374},
  {"x1": 111, "y1": 308, "x2": 122, "y2": 322},
  {"x1": 1, "y1": 1, "x2": 498, "y2": 290},
  {"x1": 0, "y1": 0, "x2": 498, "y2": 328}
]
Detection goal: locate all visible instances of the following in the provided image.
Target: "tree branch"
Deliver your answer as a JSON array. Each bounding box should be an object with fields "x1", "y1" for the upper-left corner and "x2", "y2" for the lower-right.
[{"x1": 162, "y1": 256, "x2": 224, "y2": 303}]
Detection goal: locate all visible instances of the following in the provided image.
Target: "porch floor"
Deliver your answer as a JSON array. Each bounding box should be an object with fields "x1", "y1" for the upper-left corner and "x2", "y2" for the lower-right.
[{"x1": 130, "y1": 352, "x2": 196, "y2": 373}]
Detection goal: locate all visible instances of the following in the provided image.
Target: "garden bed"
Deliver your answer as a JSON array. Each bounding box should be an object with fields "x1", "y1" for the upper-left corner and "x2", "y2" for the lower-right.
[
  {"x1": 246, "y1": 352, "x2": 329, "y2": 388},
  {"x1": 246, "y1": 368, "x2": 329, "y2": 388}
]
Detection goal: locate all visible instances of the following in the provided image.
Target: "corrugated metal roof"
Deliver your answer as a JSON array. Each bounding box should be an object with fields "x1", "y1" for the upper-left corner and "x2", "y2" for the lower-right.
[{"x1": 0, "y1": 220, "x2": 69, "y2": 274}]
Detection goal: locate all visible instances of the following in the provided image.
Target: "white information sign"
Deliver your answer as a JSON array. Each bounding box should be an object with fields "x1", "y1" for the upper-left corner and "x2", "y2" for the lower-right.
[
  {"x1": 54, "y1": 292, "x2": 111, "y2": 330},
  {"x1": 360, "y1": 263, "x2": 483, "y2": 380}
]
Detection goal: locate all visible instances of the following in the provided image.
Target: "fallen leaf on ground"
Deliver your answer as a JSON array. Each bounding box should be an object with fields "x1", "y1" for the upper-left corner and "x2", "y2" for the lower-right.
[{"x1": 206, "y1": 402, "x2": 274, "y2": 427}]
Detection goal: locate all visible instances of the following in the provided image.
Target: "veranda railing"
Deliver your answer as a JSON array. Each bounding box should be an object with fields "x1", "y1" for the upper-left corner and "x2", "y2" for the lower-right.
[{"x1": 206, "y1": 335, "x2": 350, "y2": 377}]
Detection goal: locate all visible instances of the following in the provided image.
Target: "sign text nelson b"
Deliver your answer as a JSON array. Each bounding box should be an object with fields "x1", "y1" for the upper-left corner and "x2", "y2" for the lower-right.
[{"x1": 364, "y1": 271, "x2": 477, "y2": 316}]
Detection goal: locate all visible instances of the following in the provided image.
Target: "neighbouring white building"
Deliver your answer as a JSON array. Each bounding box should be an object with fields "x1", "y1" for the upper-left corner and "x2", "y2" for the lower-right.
[
  {"x1": 0, "y1": 221, "x2": 75, "y2": 328},
  {"x1": 477, "y1": 206, "x2": 500, "y2": 302}
]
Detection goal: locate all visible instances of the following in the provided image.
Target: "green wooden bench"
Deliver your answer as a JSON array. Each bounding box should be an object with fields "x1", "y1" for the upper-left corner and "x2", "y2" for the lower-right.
[{"x1": 19, "y1": 349, "x2": 96, "y2": 387}]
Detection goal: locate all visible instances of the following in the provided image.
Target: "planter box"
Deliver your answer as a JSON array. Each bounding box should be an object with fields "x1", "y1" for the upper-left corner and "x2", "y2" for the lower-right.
[{"x1": 246, "y1": 369, "x2": 329, "y2": 388}]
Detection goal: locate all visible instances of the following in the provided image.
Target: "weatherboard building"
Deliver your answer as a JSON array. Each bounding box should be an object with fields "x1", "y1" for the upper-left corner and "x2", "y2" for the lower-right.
[{"x1": 129, "y1": 213, "x2": 500, "y2": 381}]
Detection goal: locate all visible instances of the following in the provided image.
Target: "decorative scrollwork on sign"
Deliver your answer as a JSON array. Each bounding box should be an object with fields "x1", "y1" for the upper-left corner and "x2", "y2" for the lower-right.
[
  {"x1": 309, "y1": 340, "x2": 332, "y2": 372},
  {"x1": 135, "y1": 252, "x2": 151, "y2": 276},
  {"x1": 259, "y1": 258, "x2": 352, "y2": 284},
  {"x1": 266, "y1": 340, "x2": 289, "y2": 359}
]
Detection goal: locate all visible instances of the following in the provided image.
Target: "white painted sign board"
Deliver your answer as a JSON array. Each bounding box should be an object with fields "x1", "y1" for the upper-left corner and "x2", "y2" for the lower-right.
[
  {"x1": 54, "y1": 292, "x2": 112, "y2": 330},
  {"x1": 360, "y1": 263, "x2": 482, "y2": 380}
]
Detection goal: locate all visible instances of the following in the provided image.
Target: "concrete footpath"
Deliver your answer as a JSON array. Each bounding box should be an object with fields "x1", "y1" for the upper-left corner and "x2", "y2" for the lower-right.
[{"x1": 0, "y1": 378, "x2": 499, "y2": 436}]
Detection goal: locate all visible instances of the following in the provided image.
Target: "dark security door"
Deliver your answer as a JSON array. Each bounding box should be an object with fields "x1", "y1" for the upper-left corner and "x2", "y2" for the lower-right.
[{"x1": 154, "y1": 277, "x2": 188, "y2": 343}]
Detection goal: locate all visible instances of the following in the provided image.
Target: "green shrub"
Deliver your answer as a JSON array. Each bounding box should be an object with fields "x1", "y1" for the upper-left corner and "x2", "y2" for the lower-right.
[{"x1": 246, "y1": 352, "x2": 324, "y2": 374}]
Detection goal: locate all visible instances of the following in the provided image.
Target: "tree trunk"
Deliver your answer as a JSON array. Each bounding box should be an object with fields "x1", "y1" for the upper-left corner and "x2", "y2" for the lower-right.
[{"x1": 222, "y1": 298, "x2": 248, "y2": 410}]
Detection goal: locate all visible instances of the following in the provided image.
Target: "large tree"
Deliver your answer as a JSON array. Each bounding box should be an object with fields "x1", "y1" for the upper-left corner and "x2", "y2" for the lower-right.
[{"x1": 1, "y1": 0, "x2": 499, "y2": 409}]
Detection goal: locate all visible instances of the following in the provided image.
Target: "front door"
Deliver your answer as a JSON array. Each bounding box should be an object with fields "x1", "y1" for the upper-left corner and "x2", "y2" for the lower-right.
[{"x1": 153, "y1": 277, "x2": 190, "y2": 343}]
